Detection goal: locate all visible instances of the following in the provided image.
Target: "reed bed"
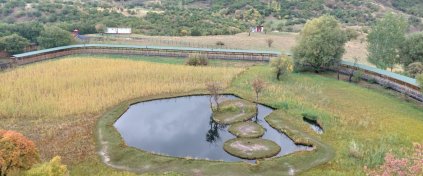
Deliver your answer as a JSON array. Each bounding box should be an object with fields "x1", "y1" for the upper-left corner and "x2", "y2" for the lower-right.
[{"x1": 0, "y1": 58, "x2": 243, "y2": 119}]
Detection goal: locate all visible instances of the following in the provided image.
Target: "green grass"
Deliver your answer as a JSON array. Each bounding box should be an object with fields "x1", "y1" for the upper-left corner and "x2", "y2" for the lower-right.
[{"x1": 228, "y1": 66, "x2": 423, "y2": 175}]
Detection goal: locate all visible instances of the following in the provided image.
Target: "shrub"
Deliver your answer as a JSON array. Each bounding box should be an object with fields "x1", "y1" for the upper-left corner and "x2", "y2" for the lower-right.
[
  {"x1": 185, "y1": 54, "x2": 208, "y2": 66},
  {"x1": 0, "y1": 130, "x2": 39, "y2": 176},
  {"x1": 25, "y1": 156, "x2": 68, "y2": 176},
  {"x1": 348, "y1": 140, "x2": 363, "y2": 159},
  {"x1": 364, "y1": 143, "x2": 423, "y2": 176},
  {"x1": 352, "y1": 70, "x2": 364, "y2": 83},
  {"x1": 216, "y1": 41, "x2": 225, "y2": 46},
  {"x1": 406, "y1": 62, "x2": 423, "y2": 78},
  {"x1": 367, "y1": 77, "x2": 377, "y2": 84},
  {"x1": 190, "y1": 28, "x2": 202, "y2": 36}
]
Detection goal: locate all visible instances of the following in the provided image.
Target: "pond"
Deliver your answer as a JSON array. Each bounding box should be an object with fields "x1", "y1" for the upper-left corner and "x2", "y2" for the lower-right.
[{"x1": 114, "y1": 95, "x2": 310, "y2": 162}]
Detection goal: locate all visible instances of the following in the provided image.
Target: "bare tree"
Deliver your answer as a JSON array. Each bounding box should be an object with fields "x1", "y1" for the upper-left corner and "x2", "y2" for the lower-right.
[
  {"x1": 206, "y1": 82, "x2": 223, "y2": 111},
  {"x1": 266, "y1": 38, "x2": 274, "y2": 48},
  {"x1": 252, "y1": 78, "x2": 265, "y2": 102}
]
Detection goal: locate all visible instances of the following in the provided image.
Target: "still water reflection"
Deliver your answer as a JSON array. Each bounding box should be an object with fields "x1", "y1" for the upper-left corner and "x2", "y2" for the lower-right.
[{"x1": 114, "y1": 95, "x2": 309, "y2": 162}]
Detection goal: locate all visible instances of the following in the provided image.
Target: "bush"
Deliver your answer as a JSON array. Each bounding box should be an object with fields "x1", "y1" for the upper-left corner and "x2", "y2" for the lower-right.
[
  {"x1": 216, "y1": 41, "x2": 225, "y2": 46},
  {"x1": 0, "y1": 130, "x2": 39, "y2": 176},
  {"x1": 352, "y1": 70, "x2": 364, "y2": 83},
  {"x1": 365, "y1": 143, "x2": 423, "y2": 176},
  {"x1": 25, "y1": 156, "x2": 68, "y2": 176},
  {"x1": 406, "y1": 62, "x2": 423, "y2": 78},
  {"x1": 185, "y1": 54, "x2": 208, "y2": 66}
]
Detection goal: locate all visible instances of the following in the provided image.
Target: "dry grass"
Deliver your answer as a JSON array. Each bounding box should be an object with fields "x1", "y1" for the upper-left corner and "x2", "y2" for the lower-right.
[
  {"x1": 93, "y1": 32, "x2": 370, "y2": 64},
  {"x1": 0, "y1": 57, "x2": 243, "y2": 163}
]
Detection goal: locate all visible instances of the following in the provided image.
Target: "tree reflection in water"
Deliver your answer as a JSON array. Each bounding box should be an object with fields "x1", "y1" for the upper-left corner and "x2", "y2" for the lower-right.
[{"x1": 206, "y1": 115, "x2": 227, "y2": 144}]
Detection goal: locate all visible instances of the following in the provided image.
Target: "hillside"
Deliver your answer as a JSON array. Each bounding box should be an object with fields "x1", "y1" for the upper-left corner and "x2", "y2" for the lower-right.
[{"x1": 0, "y1": 0, "x2": 422, "y2": 36}]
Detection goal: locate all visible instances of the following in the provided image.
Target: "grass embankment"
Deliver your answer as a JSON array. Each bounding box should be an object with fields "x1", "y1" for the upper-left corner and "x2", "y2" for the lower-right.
[{"x1": 0, "y1": 56, "x2": 243, "y2": 175}]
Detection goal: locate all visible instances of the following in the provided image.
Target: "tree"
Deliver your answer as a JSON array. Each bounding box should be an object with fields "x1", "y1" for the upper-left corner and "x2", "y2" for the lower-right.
[
  {"x1": 206, "y1": 82, "x2": 222, "y2": 111},
  {"x1": 271, "y1": 56, "x2": 293, "y2": 80},
  {"x1": 252, "y1": 78, "x2": 265, "y2": 102},
  {"x1": 400, "y1": 32, "x2": 423, "y2": 67},
  {"x1": 25, "y1": 156, "x2": 68, "y2": 176},
  {"x1": 266, "y1": 38, "x2": 274, "y2": 48},
  {"x1": 367, "y1": 13, "x2": 408, "y2": 71},
  {"x1": 406, "y1": 62, "x2": 423, "y2": 78},
  {"x1": 293, "y1": 15, "x2": 347, "y2": 73},
  {"x1": 0, "y1": 34, "x2": 29, "y2": 55},
  {"x1": 37, "y1": 26, "x2": 74, "y2": 49},
  {"x1": 95, "y1": 24, "x2": 105, "y2": 34},
  {"x1": 0, "y1": 130, "x2": 39, "y2": 176},
  {"x1": 11, "y1": 22, "x2": 43, "y2": 43}
]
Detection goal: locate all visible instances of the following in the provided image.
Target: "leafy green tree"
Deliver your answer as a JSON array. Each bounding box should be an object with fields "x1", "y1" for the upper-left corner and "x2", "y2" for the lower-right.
[
  {"x1": 293, "y1": 15, "x2": 347, "y2": 72},
  {"x1": 0, "y1": 34, "x2": 29, "y2": 54},
  {"x1": 37, "y1": 26, "x2": 74, "y2": 49},
  {"x1": 271, "y1": 56, "x2": 293, "y2": 80},
  {"x1": 367, "y1": 13, "x2": 408, "y2": 71},
  {"x1": 11, "y1": 23, "x2": 43, "y2": 43},
  {"x1": 400, "y1": 32, "x2": 423, "y2": 67}
]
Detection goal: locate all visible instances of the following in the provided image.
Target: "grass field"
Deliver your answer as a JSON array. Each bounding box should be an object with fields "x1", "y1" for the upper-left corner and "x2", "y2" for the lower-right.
[
  {"x1": 0, "y1": 56, "x2": 243, "y2": 175},
  {"x1": 89, "y1": 32, "x2": 370, "y2": 65},
  {"x1": 1, "y1": 55, "x2": 422, "y2": 175}
]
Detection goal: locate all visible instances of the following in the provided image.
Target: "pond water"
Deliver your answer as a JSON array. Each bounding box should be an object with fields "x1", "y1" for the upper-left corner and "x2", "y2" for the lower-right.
[
  {"x1": 303, "y1": 117, "x2": 324, "y2": 134},
  {"x1": 114, "y1": 95, "x2": 310, "y2": 162}
]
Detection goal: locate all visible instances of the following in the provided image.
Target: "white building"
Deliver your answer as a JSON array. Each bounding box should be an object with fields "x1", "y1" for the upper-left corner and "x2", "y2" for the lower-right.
[{"x1": 105, "y1": 28, "x2": 132, "y2": 34}]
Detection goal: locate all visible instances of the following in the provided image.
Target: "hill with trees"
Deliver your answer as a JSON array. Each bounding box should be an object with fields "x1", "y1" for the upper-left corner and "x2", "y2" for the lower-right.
[{"x1": 0, "y1": 0, "x2": 422, "y2": 36}]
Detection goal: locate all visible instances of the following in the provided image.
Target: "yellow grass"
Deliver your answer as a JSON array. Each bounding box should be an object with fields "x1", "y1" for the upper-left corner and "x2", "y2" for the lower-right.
[{"x1": 0, "y1": 58, "x2": 243, "y2": 120}]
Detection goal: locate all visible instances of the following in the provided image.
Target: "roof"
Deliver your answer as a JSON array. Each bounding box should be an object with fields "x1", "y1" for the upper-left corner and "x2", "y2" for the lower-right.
[
  {"x1": 341, "y1": 60, "x2": 418, "y2": 87},
  {"x1": 13, "y1": 44, "x2": 282, "y2": 58}
]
